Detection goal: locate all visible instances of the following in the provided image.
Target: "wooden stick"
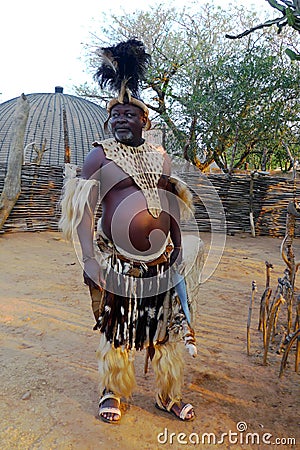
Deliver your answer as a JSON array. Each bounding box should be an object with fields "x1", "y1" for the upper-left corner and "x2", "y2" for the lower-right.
[
  {"x1": 263, "y1": 294, "x2": 285, "y2": 365},
  {"x1": 295, "y1": 333, "x2": 300, "y2": 374},
  {"x1": 279, "y1": 328, "x2": 300, "y2": 377},
  {"x1": 247, "y1": 280, "x2": 257, "y2": 356},
  {"x1": 259, "y1": 287, "x2": 272, "y2": 349}
]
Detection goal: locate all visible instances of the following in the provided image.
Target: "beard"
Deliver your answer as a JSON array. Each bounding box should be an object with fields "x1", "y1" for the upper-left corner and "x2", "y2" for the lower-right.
[{"x1": 114, "y1": 129, "x2": 134, "y2": 144}]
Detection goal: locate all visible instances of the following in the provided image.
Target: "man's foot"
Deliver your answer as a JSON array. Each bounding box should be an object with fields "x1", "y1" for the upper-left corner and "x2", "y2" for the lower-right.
[
  {"x1": 155, "y1": 394, "x2": 195, "y2": 421},
  {"x1": 99, "y1": 390, "x2": 121, "y2": 424}
]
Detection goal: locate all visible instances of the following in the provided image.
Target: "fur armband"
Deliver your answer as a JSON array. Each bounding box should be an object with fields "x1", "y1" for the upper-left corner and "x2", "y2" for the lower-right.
[
  {"x1": 170, "y1": 175, "x2": 195, "y2": 221},
  {"x1": 59, "y1": 177, "x2": 99, "y2": 241}
]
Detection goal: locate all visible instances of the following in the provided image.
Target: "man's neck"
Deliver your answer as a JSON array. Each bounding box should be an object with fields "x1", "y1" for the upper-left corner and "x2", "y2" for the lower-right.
[
  {"x1": 114, "y1": 135, "x2": 145, "y2": 147},
  {"x1": 115, "y1": 136, "x2": 145, "y2": 147}
]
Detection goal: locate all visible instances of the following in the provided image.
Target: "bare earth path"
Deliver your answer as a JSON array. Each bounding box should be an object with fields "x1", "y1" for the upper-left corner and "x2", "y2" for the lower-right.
[{"x1": 0, "y1": 231, "x2": 299, "y2": 449}]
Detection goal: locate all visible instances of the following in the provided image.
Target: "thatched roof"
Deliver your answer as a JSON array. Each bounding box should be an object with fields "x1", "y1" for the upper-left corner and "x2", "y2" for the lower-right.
[{"x1": 0, "y1": 87, "x2": 108, "y2": 168}]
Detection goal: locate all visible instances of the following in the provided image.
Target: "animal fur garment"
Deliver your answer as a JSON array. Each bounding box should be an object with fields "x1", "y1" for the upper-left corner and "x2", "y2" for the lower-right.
[
  {"x1": 170, "y1": 175, "x2": 195, "y2": 221},
  {"x1": 152, "y1": 342, "x2": 184, "y2": 402},
  {"x1": 85, "y1": 231, "x2": 200, "y2": 357},
  {"x1": 99, "y1": 138, "x2": 165, "y2": 218},
  {"x1": 96, "y1": 334, "x2": 185, "y2": 401},
  {"x1": 90, "y1": 250, "x2": 175, "y2": 350},
  {"x1": 59, "y1": 177, "x2": 99, "y2": 241},
  {"x1": 91, "y1": 139, "x2": 195, "y2": 220},
  {"x1": 96, "y1": 333, "x2": 136, "y2": 399}
]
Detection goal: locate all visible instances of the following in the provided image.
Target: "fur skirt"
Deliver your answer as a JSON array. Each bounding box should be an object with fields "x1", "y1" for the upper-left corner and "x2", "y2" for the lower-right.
[{"x1": 84, "y1": 248, "x2": 182, "y2": 351}]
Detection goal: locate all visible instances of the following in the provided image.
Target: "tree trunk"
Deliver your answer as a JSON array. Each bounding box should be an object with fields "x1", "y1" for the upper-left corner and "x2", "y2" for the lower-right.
[{"x1": 0, "y1": 94, "x2": 30, "y2": 231}]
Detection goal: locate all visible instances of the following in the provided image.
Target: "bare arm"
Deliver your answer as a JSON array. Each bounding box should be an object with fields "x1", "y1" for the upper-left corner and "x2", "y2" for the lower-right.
[
  {"x1": 163, "y1": 152, "x2": 182, "y2": 266},
  {"x1": 168, "y1": 180, "x2": 182, "y2": 266}
]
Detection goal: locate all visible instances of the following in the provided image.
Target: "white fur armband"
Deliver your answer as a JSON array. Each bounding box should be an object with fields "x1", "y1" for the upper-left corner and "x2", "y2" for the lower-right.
[
  {"x1": 59, "y1": 177, "x2": 99, "y2": 241},
  {"x1": 170, "y1": 175, "x2": 195, "y2": 221}
]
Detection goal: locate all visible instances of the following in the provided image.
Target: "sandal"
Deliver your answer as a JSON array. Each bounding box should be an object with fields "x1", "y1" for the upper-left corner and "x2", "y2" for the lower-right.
[
  {"x1": 155, "y1": 394, "x2": 195, "y2": 422},
  {"x1": 99, "y1": 390, "x2": 121, "y2": 424},
  {"x1": 155, "y1": 394, "x2": 195, "y2": 421}
]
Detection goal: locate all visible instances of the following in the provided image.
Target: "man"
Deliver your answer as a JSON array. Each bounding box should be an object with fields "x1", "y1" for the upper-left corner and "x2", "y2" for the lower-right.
[{"x1": 59, "y1": 39, "x2": 200, "y2": 424}]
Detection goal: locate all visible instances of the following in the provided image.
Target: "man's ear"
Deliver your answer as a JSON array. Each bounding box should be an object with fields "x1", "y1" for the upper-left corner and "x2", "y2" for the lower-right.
[{"x1": 142, "y1": 113, "x2": 147, "y2": 127}]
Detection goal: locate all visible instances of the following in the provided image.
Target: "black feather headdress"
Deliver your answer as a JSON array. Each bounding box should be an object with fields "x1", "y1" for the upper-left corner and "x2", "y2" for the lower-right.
[
  {"x1": 95, "y1": 39, "x2": 152, "y2": 130},
  {"x1": 95, "y1": 38, "x2": 150, "y2": 98}
]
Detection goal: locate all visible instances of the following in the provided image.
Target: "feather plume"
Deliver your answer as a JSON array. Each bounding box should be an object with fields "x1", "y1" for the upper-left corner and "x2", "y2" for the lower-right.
[{"x1": 95, "y1": 38, "x2": 150, "y2": 98}]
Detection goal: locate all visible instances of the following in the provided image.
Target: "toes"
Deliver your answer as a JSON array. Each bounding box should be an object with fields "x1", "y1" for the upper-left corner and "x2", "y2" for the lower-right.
[
  {"x1": 101, "y1": 412, "x2": 119, "y2": 422},
  {"x1": 170, "y1": 402, "x2": 195, "y2": 421},
  {"x1": 187, "y1": 410, "x2": 195, "y2": 420},
  {"x1": 99, "y1": 393, "x2": 121, "y2": 423}
]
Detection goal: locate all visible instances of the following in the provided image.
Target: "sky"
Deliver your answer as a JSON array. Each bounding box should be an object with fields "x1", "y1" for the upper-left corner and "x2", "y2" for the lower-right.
[{"x1": 0, "y1": 0, "x2": 271, "y2": 104}]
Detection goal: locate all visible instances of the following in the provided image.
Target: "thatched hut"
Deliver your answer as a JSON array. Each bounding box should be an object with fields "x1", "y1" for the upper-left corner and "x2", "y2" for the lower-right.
[
  {"x1": 0, "y1": 87, "x2": 108, "y2": 168},
  {"x1": 0, "y1": 87, "x2": 108, "y2": 232}
]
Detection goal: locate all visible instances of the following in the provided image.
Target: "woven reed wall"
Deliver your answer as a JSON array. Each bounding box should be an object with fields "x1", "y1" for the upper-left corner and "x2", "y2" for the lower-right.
[
  {"x1": 1, "y1": 163, "x2": 300, "y2": 236},
  {"x1": 0, "y1": 164, "x2": 63, "y2": 232},
  {"x1": 183, "y1": 173, "x2": 300, "y2": 236}
]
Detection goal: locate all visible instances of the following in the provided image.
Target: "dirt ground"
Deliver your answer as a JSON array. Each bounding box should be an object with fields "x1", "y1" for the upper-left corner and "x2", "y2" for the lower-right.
[{"x1": 0, "y1": 231, "x2": 299, "y2": 450}]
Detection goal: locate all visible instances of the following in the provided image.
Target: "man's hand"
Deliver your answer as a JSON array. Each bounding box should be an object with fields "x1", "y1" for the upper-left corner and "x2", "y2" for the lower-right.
[{"x1": 83, "y1": 258, "x2": 106, "y2": 289}]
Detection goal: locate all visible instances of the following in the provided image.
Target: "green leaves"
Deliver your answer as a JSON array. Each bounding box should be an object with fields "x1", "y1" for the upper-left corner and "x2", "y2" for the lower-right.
[
  {"x1": 80, "y1": 2, "x2": 300, "y2": 172},
  {"x1": 285, "y1": 47, "x2": 300, "y2": 59},
  {"x1": 267, "y1": 0, "x2": 286, "y2": 13}
]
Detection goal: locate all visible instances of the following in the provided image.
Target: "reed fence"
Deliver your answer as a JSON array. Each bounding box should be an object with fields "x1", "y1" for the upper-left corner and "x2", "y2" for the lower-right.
[{"x1": 1, "y1": 163, "x2": 300, "y2": 236}]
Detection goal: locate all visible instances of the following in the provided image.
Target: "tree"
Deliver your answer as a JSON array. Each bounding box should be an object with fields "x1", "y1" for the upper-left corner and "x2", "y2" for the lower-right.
[
  {"x1": 77, "y1": 3, "x2": 300, "y2": 172},
  {"x1": 226, "y1": 0, "x2": 300, "y2": 60},
  {"x1": 187, "y1": 47, "x2": 300, "y2": 172}
]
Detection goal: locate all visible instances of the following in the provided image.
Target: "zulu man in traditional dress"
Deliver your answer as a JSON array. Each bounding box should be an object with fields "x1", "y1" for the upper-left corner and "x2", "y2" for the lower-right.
[{"x1": 59, "y1": 39, "x2": 203, "y2": 424}]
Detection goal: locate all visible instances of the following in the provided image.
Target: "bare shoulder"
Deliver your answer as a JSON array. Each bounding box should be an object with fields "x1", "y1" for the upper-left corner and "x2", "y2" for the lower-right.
[{"x1": 81, "y1": 144, "x2": 105, "y2": 180}]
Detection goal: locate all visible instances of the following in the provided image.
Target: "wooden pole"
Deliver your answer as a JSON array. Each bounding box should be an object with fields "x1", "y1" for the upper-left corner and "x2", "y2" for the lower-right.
[
  {"x1": 247, "y1": 280, "x2": 257, "y2": 356},
  {"x1": 63, "y1": 108, "x2": 71, "y2": 164},
  {"x1": 263, "y1": 294, "x2": 285, "y2": 365},
  {"x1": 0, "y1": 94, "x2": 30, "y2": 231},
  {"x1": 279, "y1": 328, "x2": 300, "y2": 377},
  {"x1": 249, "y1": 171, "x2": 256, "y2": 237}
]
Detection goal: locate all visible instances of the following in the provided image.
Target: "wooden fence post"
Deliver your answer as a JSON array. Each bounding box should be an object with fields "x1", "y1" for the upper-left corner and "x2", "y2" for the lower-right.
[{"x1": 0, "y1": 94, "x2": 30, "y2": 230}]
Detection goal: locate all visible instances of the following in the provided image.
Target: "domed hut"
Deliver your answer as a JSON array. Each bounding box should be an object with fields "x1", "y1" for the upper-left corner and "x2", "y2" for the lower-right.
[{"x1": 0, "y1": 87, "x2": 109, "y2": 232}]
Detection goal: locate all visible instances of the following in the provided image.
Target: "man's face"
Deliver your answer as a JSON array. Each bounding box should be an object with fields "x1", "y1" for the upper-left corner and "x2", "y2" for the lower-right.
[{"x1": 110, "y1": 103, "x2": 146, "y2": 145}]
